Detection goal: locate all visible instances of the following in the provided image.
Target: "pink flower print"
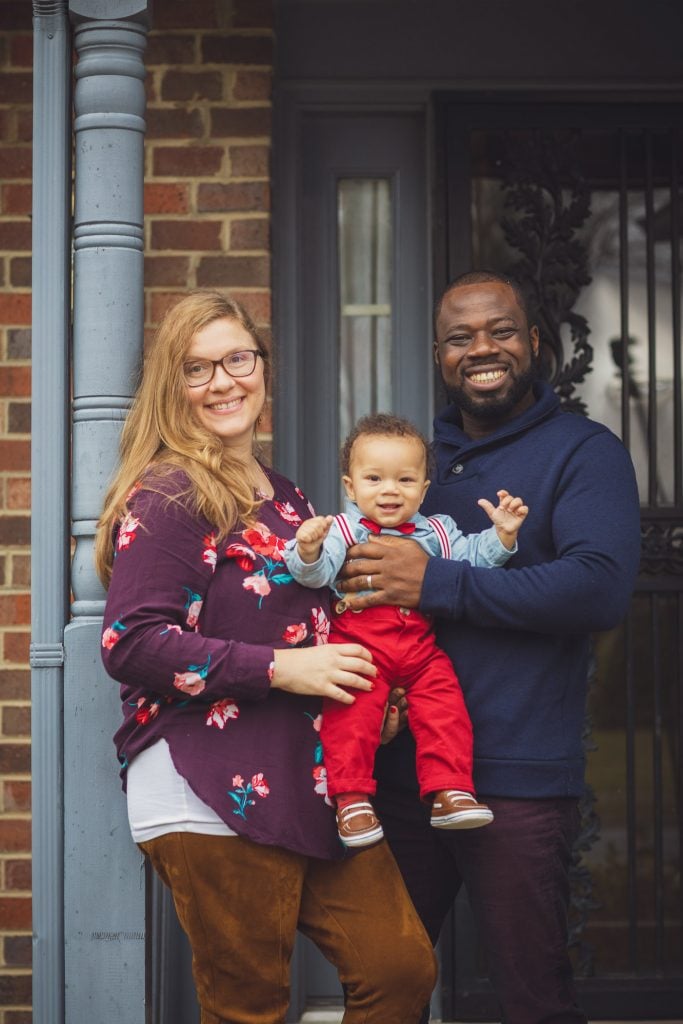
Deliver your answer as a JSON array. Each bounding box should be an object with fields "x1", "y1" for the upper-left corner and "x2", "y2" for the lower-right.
[
  {"x1": 274, "y1": 501, "x2": 302, "y2": 526},
  {"x1": 173, "y1": 655, "x2": 211, "y2": 697},
  {"x1": 311, "y1": 713, "x2": 322, "y2": 733},
  {"x1": 102, "y1": 619, "x2": 126, "y2": 649},
  {"x1": 134, "y1": 698, "x2": 160, "y2": 725},
  {"x1": 182, "y1": 587, "x2": 203, "y2": 628},
  {"x1": 203, "y1": 533, "x2": 217, "y2": 572},
  {"x1": 251, "y1": 772, "x2": 270, "y2": 797},
  {"x1": 243, "y1": 573, "x2": 272, "y2": 599},
  {"x1": 160, "y1": 623, "x2": 182, "y2": 636},
  {"x1": 206, "y1": 699, "x2": 240, "y2": 729},
  {"x1": 282, "y1": 622, "x2": 307, "y2": 645},
  {"x1": 312, "y1": 765, "x2": 333, "y2": 806},
  {"x1": 267, "y1": 661, "x2": 274, "y2": 682},
  {"x1": 117, "y1": 511, "x2": 140, "y2": 551},
  {"x1": 228, "y1": 771, "x2": 270, "y2": 819},
  {"x1": 225, "y1": 543, "x2": 256, "y2": 572},
  {"x1": 310, "y1": 607, "x2": 330, "y2": 646},
  {"x1": 295, "y1": 487, "x2": 316, "y2": 517}
]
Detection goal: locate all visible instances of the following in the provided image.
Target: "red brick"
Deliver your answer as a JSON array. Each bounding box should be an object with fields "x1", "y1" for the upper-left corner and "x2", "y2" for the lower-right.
[
  {"x1": 230, "y1": 217, "x2": 270, "y2": 251},
  {"x1": 0, "y1": 670, "x2": 29, "y2": 699},
  {"x1": 144, "y1": 182, "x2": 190, "y2": 215},
  {"x1": 230, "y1": 290, "x2": 271, "y2": 325},
  {"x1": 0, "y1": 292, "x2": 30, "y2": 324},
  {"x1": 0, "y1": 751, "x2": 30, "y2": 785},
  {"x1": 3, "y1": 780, "x2": 30, "y2": 813},
  {"x1": 7, "y1": 405, "x2": 30, "y2": 436},
  {"x1": 0, "y1": 594, "x2": 30, "y2": 624},
  {"x1": 3, "y1": 705, "x2": 30, "y2": 737},
  {"x1": 15, "y1": 111, "x2": 32, "y2": 142},
  {"x1": 0, "y1": 4, "x2": 32, "y2": 30},
  {"x1": 233, "y1": 70, "x2": 272, "y2": 101},
  {"x1": 2, "y1": 184, "x2": 31, "y2": 215},
  {"x1": 3, "y1": 632, "x2": 30, "y2": 664},
  {"x1": 0, "y1": 553, "x2": 6, "y2": 584},
  {"x1": 149, "y1": 291, "x2": 189, "y2": 325},
  {"x1": 145, "y1": 107, "x2": 204, "y2": 140},
  {"x1": 10, "y1": 257, "x2": 30, "y2": 287},
  {"x1": 197, "y1": 255, "x2": 270, "y2": 288},
  {"x1": 0, "y1": 72, "x2": 31, "y2": 104},
  {"x1": 0, "y1": 366, "x2": 30, "y2": 396},
  {"x1": 0, "y1": 443, "x2": 30, "y2": 473},
  {"x1": 210, "y1": 107, "x2": 271, "y2": 139},
  {"x1": 144, "y1": 255, "x2": 191, "y2": 287},
  {"x1": 153, "y1": 145, "x2": 223, "y2": 177},
  {"x1": 4, "y1": 858, "x2": 31, "y2": 892},
  {"x1": 146, "y1": 34, "x2": 195, "y2": 66},
  {"x1": 6, "y1": 1013, "x2": 33, "y2": 1024},
  {"x1": 0, "y1": 516, "x2": 29, "y2": 545},
  {"x1": 202, "y1": 34, "x2": 273, "y2": 66},
  {"x1": 234, "y1": 0, "x2": 274, "y2": 28},
  {"x1": 0, "y1": 969, "x2": 32, "y2": 1002},
  {"x1": 11, "y1": 554, "x2": 30, "y2": 587},
  {"x1": 0, "y1": 109, "x2": 11, "y2": 141},
  {"x1": 4, "y1": 934, "x2": 32, "y2": 967},
  {"x1": 230, "y1": 144, "x2": 270, "y2": 178},
  {"x1": 198, "y1": 181, "x2": 269, "y2": 213},
  {"x1": 151, "y1": 220, "x2": 222, "y2": 251},
  {"x1": 161, "y1": 70, "x2": 223, "y2": 102},
  {"x1": 154, "y1": 0, "x2": 219, "y2": 29},
  {"x1": 0, "y1": 221, "x2": 32, "y2": 251},
  {"x1": 9, "y1": 34, "x2": 32, "y2": 68},
  {"x1": 0, "y1": 147, "x2": 31, "y2": 180}
]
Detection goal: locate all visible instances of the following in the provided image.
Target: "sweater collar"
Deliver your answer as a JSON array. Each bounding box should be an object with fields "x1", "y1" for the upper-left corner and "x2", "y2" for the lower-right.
[{"x1": 432, "y1": 381, "x2": 560, "y2": 459}]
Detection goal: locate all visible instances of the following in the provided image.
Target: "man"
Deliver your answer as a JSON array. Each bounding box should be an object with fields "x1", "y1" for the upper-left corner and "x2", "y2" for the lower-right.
[{"x1": 338, "y1": 270, "x2": 641, "y2": 1023}]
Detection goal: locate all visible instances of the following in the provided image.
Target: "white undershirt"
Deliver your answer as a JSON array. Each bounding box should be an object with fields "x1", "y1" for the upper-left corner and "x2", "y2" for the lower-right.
[{"x1": 126, "y1": 738, "x2": 236, "y2": 843}]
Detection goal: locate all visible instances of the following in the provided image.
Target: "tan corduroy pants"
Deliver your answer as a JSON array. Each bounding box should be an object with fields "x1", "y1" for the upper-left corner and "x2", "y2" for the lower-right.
[{"x1": 140, "y1": 832, "x2": 437, "y2": 1024}]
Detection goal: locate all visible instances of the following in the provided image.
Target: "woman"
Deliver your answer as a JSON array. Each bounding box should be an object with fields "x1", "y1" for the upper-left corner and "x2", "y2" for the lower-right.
[{"x1": 95, "y1": 290, "x2": 436, "y2": 1024}]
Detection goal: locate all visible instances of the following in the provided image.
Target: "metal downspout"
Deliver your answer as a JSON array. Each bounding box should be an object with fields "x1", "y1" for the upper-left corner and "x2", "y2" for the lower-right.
[{"x1": 29, "y1": 3, "x2": 71, "y2": 1023}]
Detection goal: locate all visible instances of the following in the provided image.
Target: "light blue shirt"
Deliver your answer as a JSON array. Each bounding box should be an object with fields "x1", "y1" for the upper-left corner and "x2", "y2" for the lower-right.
[{"x1": 283, "y1": 500, "x2": 516, "y2": 597}]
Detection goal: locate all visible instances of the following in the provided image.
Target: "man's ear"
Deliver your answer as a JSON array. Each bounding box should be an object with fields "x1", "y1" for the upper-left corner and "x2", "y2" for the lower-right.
[
  {"x1": 342, "y1": 475, "x2": 355, "y2": 501},
  {"x1": 529, "y1": 325, "x2": 540, "y2": 357},
  {"x1": 433, "y1": 340, "x2": 441, "y2": 366}
]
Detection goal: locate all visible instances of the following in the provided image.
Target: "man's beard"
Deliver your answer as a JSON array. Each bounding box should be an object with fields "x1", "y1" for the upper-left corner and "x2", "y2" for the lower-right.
[{"x1": 444, "y1": 362, "x2": 539, "y2": 422}]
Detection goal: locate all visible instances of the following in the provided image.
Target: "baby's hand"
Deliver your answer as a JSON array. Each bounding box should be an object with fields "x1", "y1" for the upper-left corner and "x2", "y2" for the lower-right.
[
  {"x1": 296, "y1": 515, "x2": 334, "y2": 563},
  {"x1": 477, "y1": 490, "x2": 529, "y2": 550}
]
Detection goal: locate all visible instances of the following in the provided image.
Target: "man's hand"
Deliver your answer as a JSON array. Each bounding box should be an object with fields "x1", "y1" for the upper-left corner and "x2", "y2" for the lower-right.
[{"x1": 336, "y1": 535, "x2": 429, "y2": 610}]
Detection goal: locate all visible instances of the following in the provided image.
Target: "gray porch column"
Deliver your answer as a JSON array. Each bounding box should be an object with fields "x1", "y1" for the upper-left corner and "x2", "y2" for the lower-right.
[
  {"x1": 30, "y1": 3, "x2": 71, "y2": 1022},
  {"x1": 64, "y1": 3, "x2": 150, "y2": 1020}
]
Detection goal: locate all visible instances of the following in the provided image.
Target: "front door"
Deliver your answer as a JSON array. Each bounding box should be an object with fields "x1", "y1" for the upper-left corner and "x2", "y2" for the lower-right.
[{"x1": 435, "y1": 94, "x2": 682, "y2": 1021}]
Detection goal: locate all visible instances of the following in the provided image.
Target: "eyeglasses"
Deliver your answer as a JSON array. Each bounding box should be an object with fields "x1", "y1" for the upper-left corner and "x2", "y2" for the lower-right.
[{"x1": 183, "y1": 350, "x2": 264, "y2": 387}]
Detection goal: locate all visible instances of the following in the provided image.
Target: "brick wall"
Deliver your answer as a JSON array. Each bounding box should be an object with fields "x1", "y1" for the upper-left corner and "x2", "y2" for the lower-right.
[
  {"x1": 0, "y1": 0, "x2": 273, "y2": 1020},
  {"x1": 0, "y1": 0, "x2": 34, "y2": 1019}
]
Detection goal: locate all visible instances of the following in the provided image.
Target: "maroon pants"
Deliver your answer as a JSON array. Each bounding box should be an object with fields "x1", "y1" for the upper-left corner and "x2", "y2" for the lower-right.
[
  {"x1": 374, "y1": 785, "x2": 587, "y2": 1024},
  {"x1": 322, "y1": 605, "x2": 474, "y2": 799}
]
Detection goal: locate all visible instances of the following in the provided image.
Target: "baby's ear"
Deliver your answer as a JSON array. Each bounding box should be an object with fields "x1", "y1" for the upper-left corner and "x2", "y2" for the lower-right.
[
  {"x1": 421, "y1": 479, "x2": 430, "y2": 500},
  {"x1": 342, "y1": 475, "x2": 355, "y2": 500}
]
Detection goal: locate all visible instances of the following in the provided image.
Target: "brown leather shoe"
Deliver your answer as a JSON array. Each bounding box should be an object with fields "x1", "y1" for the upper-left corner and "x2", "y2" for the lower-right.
[
  {"x1": 336, "y1": 800, "x2": 384, "y2": 848},
  {"x1": 430, "y1": 790, "x2": 494, "y2": 830}
]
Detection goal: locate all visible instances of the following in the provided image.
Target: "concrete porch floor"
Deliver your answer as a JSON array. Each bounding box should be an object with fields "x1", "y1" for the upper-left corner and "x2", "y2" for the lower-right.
[{"x1": 299, "y1": 1014, "x2": 682, "y2": 1024}]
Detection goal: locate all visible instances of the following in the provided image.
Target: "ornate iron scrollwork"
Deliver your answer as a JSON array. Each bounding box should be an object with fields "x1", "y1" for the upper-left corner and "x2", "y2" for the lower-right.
[
  {"x1": 500, "y1": 130, "x2": 594, "y2": 413},
  {"x1": 640, "y1": 519, "x2": 683, "y2": 575}
]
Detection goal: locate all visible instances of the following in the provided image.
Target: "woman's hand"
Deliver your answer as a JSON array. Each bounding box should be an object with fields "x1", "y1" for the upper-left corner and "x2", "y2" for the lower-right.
[
  {"x1": 271, "y1": 643, "x2": 377, "y2": 704},
  {"x1": 380, "y1": 687, "x2": 408, "y2": 743}
]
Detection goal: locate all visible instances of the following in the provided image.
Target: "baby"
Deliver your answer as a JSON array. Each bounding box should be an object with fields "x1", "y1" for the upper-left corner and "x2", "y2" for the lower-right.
[{"x1": 283, "y1": 413, "x2": 528, "y2": 848}]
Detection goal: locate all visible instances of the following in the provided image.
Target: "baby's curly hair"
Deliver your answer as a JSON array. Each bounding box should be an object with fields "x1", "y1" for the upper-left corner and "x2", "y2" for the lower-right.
[{"x1": 340, "y1": 413, "x2": 432, "y2": 476}]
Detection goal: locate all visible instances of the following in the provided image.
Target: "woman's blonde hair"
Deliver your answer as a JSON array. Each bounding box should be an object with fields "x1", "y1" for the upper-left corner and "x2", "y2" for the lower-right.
[{"x1": 95, "y1": 290, "x2": 270, "y2": 586}]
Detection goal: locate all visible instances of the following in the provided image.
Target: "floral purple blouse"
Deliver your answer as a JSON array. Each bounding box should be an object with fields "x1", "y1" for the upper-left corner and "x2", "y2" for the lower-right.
[{"x1": 101, "y1": 466, "x2": 343, "y2": 860}]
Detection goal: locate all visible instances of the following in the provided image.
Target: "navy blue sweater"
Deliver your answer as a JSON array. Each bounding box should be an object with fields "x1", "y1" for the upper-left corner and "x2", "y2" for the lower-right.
[{"x1": 375, "y1": 382, "x2": 641, "y2": 799}]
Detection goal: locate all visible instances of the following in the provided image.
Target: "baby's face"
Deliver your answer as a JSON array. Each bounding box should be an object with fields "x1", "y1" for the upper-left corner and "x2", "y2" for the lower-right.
[{"x1": 342, "y1": 434, "x2": 429, "y2": 528}]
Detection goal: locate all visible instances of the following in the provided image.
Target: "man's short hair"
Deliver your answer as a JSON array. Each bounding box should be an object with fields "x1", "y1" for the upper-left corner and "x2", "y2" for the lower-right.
[
  {"x1": 340, "y1": 412, "x2": 432, "y2": 476},
  {"x1": 433, "y1": 270, "x2": 538, "y2": 334}
]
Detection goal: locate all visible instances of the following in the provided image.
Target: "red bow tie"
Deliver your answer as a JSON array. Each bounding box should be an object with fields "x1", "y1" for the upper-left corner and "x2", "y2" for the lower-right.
[{"x1": 359, "y1": 517, "x2": 416, "y2": 535}]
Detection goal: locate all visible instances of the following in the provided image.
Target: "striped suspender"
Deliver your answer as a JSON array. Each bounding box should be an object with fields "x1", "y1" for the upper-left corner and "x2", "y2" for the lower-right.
[
  {"x1": 334, "y1": 513, "x2": 356, "y2": 548},
  {"x1": 427, "y1": 516, "x2": 451, "y2": 559}
]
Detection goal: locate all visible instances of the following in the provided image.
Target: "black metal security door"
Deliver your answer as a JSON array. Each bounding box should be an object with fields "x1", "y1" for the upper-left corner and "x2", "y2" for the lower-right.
[{"x1": 436, "y1": 95, "x2": 683, "y2": 1021}]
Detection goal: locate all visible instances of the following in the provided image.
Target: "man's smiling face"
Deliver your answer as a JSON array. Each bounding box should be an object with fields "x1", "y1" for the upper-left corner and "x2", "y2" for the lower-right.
[{"x1": 434, "y1": 281, "x2": 540, "y2": 439}]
